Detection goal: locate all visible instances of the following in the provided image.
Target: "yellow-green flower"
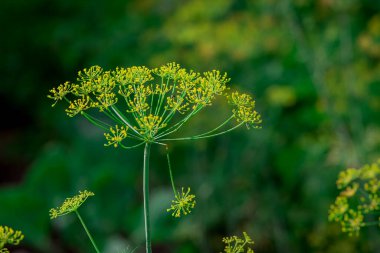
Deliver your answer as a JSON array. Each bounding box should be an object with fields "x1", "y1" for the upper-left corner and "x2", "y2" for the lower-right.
[
  {"x1": 221, "y1": 232, "x2": 254, "y2": 253},
  {"x1": 47, "y1": 81, "x2": 72, "y2": 106},
  {"x1": 328, "y1": 196, "x2": 349, "y2": 222},
  {"x1": 48, "y1": 62, "x2": 261, "y2": 144},
  {"x1": 342, "y1": 210, "x2": 365, "y2": 236},
  {"x1": 0, "y1": 226, "x2": 24, "y2": 251},
  {"x1": 104, "y1": 125, "x2": 128, "y2": 148},
  {"x1": 65, "y1": 96, "x2": 92, "y2": 117},
  {"x1": 135, "y1": 115, "x2": 167, "y2": 138},
  {"x1": 227, "y1": 91, "x2": 262, "y2": 128},
  {"x1": 167, "y1": 187, "x2": 196, "y2": 217},
  {"x1": 49, "y1": 190, "x2": 94, "y2": 219},
  {"x1": 340, "y1": 183, "x2": 359, "y2": 197},
  {"x1": 329, "y1": 159, "x2": 380, "y2": 235},
  {"x1": 336, "y1": 168, "x2": 361, "y2": 189}
]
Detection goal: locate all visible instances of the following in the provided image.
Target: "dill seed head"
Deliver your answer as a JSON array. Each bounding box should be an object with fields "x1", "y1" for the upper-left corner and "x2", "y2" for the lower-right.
[{"x1": 49, "y1": 190, "x2": 95, "y2": 219}]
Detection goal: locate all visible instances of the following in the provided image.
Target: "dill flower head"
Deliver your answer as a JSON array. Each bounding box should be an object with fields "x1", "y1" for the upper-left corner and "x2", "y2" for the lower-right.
[
  {"x1": 342, "y1": 210, "x2": 365, "y2": 236},
  {"x1": 48, "y1": 62, "x2": 261, "y2": 146},
  {"x1": 167, "y1": 187, "x2": 196, "y2": 218},
  {"x1": 104, "y1": 125, "x2": 128, "y2": 147},
  {"x1": 49, "y1": 190, "x2": 94, "y2": 219},
  {"x1": 221, "y1": 232, "x2": 254, "y2": 253},
  {"x1": 329, "y1": 159, "x2": 380, "y2": 235},
  {"x1": 0, "y1": 226, "x2": 24, "y2": 251},
  {"x1": 227, "y1": 91, "x2": 262, "y2": 129}
]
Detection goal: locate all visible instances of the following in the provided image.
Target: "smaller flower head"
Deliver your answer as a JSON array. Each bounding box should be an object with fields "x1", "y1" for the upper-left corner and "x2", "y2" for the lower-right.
[
  {"x1": 77, "y1": 65, "x2": 103, "y2": 83},
  {"x1": 328, "y1": 196, "x2": 349, "y2": 222},
  {"x1": 336, "y1": 168, "x2": 361, "y2": 189},
  {"x1": 360, "y1": 162, "x2": 380, "y2": 180},
  {"x1": 340, "y1": 183, "x2": 359, "y2": 197},
  {"x1": 135, "y1": 114, "x2": 167, "y2": 138},
  {"x1": 0, "y1": 226, "x2": 24, "y2": 250},
  {"x1": 342, "y1": 210, "x2": 365, "y2": 236},
  {"x1": 227, "y1": 91, "x2": 262, "y2": 128},
  {"x1": 167, "y1": 187, "x2": 196, "y2": 218},
  {"x1": 47, "y1": 81, "x2": 72, "y2": 106},
  {"x1": 104, "y1": 125, "x2": 128, "y2": 148},
  {"x1": 221, "y1": 232, "x2": 254, "y2": 253},
  {"x1": 65, "y1": 96, "x2": 93, "y2": 117},
  {"x1": 49, "y1": 190, "x2": 94, "y2": 219},
  {"x1": 364, "y1": 178, "x2": 380, "y2": 194}
]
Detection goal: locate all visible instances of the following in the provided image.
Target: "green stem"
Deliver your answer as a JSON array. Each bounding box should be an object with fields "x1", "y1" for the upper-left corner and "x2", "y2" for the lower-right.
[
  {"x1": 81, "y1": 112, "x2": 110, "y2": 131},
  {"x1": 156, "y1": 105, "x2": 202, "y2": 139},
  {"x1": 193, "y1": 115, "x2": 234, "y2": 137},
  {"x1": 110, "y1": 105, "x2": 141, "y2": 136},
  {"x1": 160, "y1": 122, "x2": 244, "y2": 141},
  {"x1": 143, "y1": 143, "x2": 152, "y2": 253},
  {"x1": 120, "y1": 141, "x2": 145, "y2": 149},
  {"x1": 165, "y1": 148, "x2": 178, "y2": 197},
  {"x1": 75, "y1": 210, "x2": 100, "y2": 253}
]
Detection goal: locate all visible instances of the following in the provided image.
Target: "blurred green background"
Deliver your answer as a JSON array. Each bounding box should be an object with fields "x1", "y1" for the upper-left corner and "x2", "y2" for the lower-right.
[{"x1": 1, "y1": 0, "x2": 380, "y2": 252}]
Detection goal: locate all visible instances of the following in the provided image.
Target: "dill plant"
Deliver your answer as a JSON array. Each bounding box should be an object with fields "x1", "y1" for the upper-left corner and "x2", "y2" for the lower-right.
[
  {"x1": 329, "y1": 159, "x2": 380, "y2": 236},
  {"x1": 48, "y1": 62, "x2": 261, "y2": 253}
]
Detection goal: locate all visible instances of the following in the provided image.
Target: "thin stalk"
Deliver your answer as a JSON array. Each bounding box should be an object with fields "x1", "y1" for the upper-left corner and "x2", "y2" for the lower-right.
[
  {"x1": 154, "y1": 77, "x2": 164, "y2": 116},
  {"x1": 156, "y1": 105, "x2": 203, "y2": 139},
  {"x1": 143, "y1": 143, "x2": 152, "y2": 253},
  {"x1": 120, "y1": 141, "x2": 145, "y2": 149},
  {"x1": 75, "y1": 210, "x2": 100, "y2": 253},
  {"x1": 166, "y1": 149, "x2": 178, "y2": 197},
  {"x1": 155, "y1": 78, "x2": 171, "y2": 116},
  {"x1": 160, "y1": 122, "x2": 244, "y2": 141},
  {"x1": 81, "y1": 112, "x2": 111, "y2": 131},
  {"x1": 111, "y1": 105, "x2": 141, "y2": 136},
  {"x1": 193, "y1": 115, "x2": 234, "y2": 137},
  {"x1": 160, "y1": 90, "x2": 187, "y2": 126}
]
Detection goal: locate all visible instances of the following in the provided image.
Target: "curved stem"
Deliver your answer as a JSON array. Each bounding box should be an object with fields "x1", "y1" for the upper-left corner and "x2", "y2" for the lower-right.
[
  {"x1": 75, "y1": 210, "x2": 100, "y2": 253},
  {"x1": 155, "y1": 105, "x2": 202, "y2": 139},
  {"x1": 193, "y1": 115, "x2": 234, "y2": 137},
  {"x1": 81, "y1": 112, "x2": 110, "y2": 131},
  {"x1": 119, "y1": 141, "x2": 145, "y2": 149},
  {"x1": 160, "y1": 122, "x2": 244, "y2": 141},
  {"x1": 143, "y1": 143, "x2": 152, "y2": 253},
  {"x1": 110, "y1": 105, "x2": 141, "y2": 136},
  {"x1": 165, "y1": 147, "x2": 178, "y2": 197}
]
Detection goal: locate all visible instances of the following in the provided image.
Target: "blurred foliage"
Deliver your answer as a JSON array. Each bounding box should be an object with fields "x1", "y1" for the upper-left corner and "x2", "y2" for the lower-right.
[{"x1": 1, "y1": 0, "x2": 380, "y2": 252}]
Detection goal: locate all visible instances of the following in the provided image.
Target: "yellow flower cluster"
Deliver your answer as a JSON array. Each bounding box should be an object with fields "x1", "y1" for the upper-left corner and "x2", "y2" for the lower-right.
[
  {"x1": 221, "y1": 232, "x2": 254, "y2": 253},
  {"x1": 228, "y1": 92, "x2": 262, "y2": 128},
  {"x1": 167, "y1": 187, "x2": 196, "y2": 217},
  {"x1": 328, "y1": 159, "x2": 380, "y2": 236},
  {"x1": 0, "y1": 226, "x2": 24, "y2": 252},
  {"x1": 48, "y1": 62, "x2": 261, "y2": 146},
  {"x1": 49, "y1": 190, "x2": 95, "y2": 219},
  {"x1": 104, "y1": 125, "x2": 128, "y2": 147},
  {"x1": 135, "y1": 114, "x2": 167, "y2": 138}
]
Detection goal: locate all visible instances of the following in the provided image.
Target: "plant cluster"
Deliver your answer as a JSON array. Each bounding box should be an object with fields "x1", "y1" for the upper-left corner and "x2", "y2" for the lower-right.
[
  {"x1": 221, "y1": 232, "x2": 254, "y2": 253},
  {"x1": 328, "y1": 159, "x2": 380, "y2": 236},
  {"x1": 48, "y1": 63, "x2": 261, "y2": 145},
  {"x1": 48, "y1": 62, "x2": 260, "y2": 253},
  {"x1": 0, "y1": 226, "x2": 24, "y2": 253}
]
